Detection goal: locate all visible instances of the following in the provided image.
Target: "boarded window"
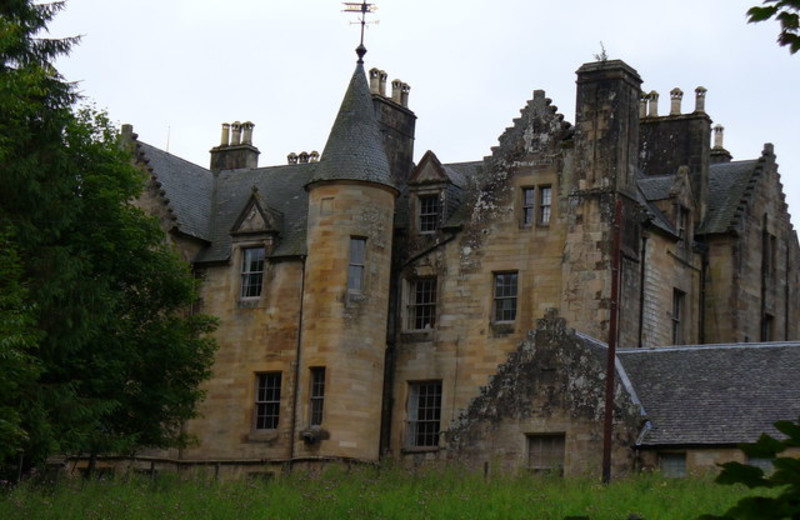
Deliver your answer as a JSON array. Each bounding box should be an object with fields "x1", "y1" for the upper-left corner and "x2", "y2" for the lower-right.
[
  {"x1": 527, "y1": 433, "x2": 565, "y2": 474},
  {"x1": 659, "y1": 452, "x2": 686, "y2": 478}
]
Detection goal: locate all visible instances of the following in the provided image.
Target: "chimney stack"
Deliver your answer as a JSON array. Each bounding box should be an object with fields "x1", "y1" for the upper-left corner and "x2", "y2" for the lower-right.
[{"x1": 210, "y1": 120, "x2": 260, "y2": 172}]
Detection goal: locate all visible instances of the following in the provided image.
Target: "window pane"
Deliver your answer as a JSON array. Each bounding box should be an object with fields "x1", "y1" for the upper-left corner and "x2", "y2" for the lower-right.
[
  {"x1": 522, "y1": 188, "x2": 535, "y2": 225},
  {"x1": 348, "y1": 238, "x2": 366, "y2": 292},
  {"x1": 419, "y1": 194, "x2": 440, "y2": 233},
  {"x1": 539, "y1": 187, "x2": 551, "y2": 225},
  {"x1": 408, "y1": 277, "x2": 437, "y2": 330},
  {"x1": 310, "y1": 367, "x2": 325, "y2": 426},
  {"x1": 493, "y1": 272, "x2": 518, "y2": 322},
  {"x1": 255, "y1": 372, "x2": 281, "y2": 430},
  {"x1": 407, "y1": 381, "x2": 442, "y2": 447},
  {"x1": 241, "y1": 247, "x2": 266, "y2": 298}
]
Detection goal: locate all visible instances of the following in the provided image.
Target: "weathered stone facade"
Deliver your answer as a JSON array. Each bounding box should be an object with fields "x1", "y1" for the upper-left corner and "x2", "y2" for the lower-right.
[{"x1": 124, "y1": 55, "x2": 800, "y2": 478}]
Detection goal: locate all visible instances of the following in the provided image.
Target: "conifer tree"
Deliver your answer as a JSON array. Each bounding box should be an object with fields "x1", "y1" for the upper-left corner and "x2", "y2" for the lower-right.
[{"x1": 0, "y1": 1, "x2": 217, "y2": 478}]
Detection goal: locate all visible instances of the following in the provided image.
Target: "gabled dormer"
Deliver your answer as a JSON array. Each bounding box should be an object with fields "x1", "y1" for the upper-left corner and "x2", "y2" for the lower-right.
[
  {"x1": 231, "y1": 189, "x2": 283, "y2": 260},
  {"x1": 408, "y1": 151, "x2": 451, "y2": 235},
  {"x1": 230, "y1": 189, "x2": 283, "y2": 303}
]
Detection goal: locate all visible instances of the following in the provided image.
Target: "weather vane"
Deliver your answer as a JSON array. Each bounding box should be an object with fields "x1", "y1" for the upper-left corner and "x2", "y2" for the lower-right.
[{"x1": 343, "y1": 1, "x2": 378, "y2": 60}]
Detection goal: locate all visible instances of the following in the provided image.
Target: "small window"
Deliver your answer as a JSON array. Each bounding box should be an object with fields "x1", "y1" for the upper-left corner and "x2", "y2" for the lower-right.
[
  {"x1": 347, "y1": 238, "x2": 366, "y2": 292},
  {"x1": 407, "y1": 277, "x2": 437, "y2": 330},
  {"x1": 539, "y1": 186, "x2": 552, "y2": 225},
  {"x1": 418, "y1": 194, "x2": 440, "y2": 233},
  {"x1": 407, "y1": 381, "x2": 442, "y2": 448},
  {"x1": 676, "y1": 205, "x2": 689, "y2": 240},
  {"x1": 254, "y1": 372, "x2": 281, "y2": 430},
  {"x1": 241, "y1": 247, "x2": 265, "y2": 298},
  {"x1": 659, "y1": 452, "x2": 686, "y2": 478},
  {"x1": 309, "y1": 367, "x2": 326, "y2": 426},
  {"x1": 527, "y1": 433, "x2": 565, "y2": 474},
  {"x1": 522, "y1": 187, "x2": 535, "y2": 226},
  {"x1": 493, "y1": 272, "x2": 518, "y2": 323},
  {"x1": 672, "y1": 289, "x2": 685, "y2": 345}
]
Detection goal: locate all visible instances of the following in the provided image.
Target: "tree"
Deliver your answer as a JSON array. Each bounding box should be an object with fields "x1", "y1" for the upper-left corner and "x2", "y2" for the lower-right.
[
  {"x1": 748, "y1": 0, "x2": 800, "y2": 54},
  {"x1": 0, "y1": 1, "x2": 217, "y2": 478},
  {"x1": 698, "y1": 418, "x2": 800, "y2": 520}
]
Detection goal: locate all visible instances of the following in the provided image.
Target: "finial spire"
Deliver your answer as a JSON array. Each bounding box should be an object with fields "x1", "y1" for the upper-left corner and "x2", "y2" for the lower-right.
[{"x1": 343, "y1": 2, "x2": 377, "y2": 63}]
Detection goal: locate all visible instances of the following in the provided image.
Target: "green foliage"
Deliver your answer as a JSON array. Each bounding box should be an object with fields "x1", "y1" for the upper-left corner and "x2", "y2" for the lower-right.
[
  {"x1": 748, "y1": 0, "x2": 800, "y2": 54},
  {"x1": 0, "y1": 470, "x2": 757, "y2": 520},
  {"x1": 0, "y1": 1, "x2": 217, "y2": 477},
  {"x1": 698, "y1": 418, "x2": 800, "y2": 520}
]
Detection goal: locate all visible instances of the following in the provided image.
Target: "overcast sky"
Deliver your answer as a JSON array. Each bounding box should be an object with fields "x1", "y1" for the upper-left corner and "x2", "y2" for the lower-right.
[{"x1": 49, "y1": 0, "x2": 800, "y2": 227}]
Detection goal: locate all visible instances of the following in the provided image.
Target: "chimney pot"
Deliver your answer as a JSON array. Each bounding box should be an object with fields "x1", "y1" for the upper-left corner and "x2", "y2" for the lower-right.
[
  {"x1": 369, "y1": 68, "x2": 380, "y2": 94},
  {"x1": 241, "y1": 121, "x2": 254, "y2": 146},
  {"x1": 400, "y1": 83, "x2": 411, "y2": 107},
  {"x1": 230, "y1": 121, "x2": 242, "y2": 146},
  {"x1": 391, "y1": 79, "x2": 403, "y2": 103},
  {"x1": 713, "y1": 124, "x2": 725, "y2": 149},
  {"x1": 694, "y1": 87, "x2": 707, "y2": 113},
  {"x1": 298, "y1": 151, "x2": 309, "y2": 164},
  {"x1": 670, "y1": 88, "x2": 683, "y2": 115},
  {"x1": 309, "y1": 150, "x2": 320, "y2": 162},
  {"x1": 378, "y1": 70, "x2": 387, "y2": 97},
  {"x1": 287, "y1": 152, "x2": 298, "y2": 165},
  {"x1": 220, "y1": 123, "x2": 230, "y2": 146},
  {"x1": 648, "y1": 90, "x2": 659, "y2": 118}
]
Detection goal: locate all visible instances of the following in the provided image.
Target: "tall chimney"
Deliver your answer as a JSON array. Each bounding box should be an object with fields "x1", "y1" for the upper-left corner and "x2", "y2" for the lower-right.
[
  {"x1": 220, "y1": 123, "x2": 230, "y2": 146},
  {"x1": 648, "y1": 91, "x2": 659, "y2": 117},
  {"x1": 241, "y1": 121, "x2": 254, "y2": 145},
  {"x1": 694, "y1": 87, "x2": 707, "y2": 113},
  {"x1": 369, "y1": 68, "x2": 380, "y2": 94},
  {"x1": 670, "y1": 88, "x2": 683, "y2": 116},
  {"x1": 378, "y1": 70, "x2": 387, "y2": 96},
  {"x1": 230, "y1": 121, "x2": 242, "y2": 145}
]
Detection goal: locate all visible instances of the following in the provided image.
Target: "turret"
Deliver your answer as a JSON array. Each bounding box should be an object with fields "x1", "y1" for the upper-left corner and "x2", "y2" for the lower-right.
[{"x1": 297, "y1": 48, "x2": 397, "y2": 462}]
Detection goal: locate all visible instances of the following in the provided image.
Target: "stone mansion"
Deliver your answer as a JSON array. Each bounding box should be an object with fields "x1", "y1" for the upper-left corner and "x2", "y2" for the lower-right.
[{"x1": 121, "y1": 48, "x2": 800, "y2": 478}]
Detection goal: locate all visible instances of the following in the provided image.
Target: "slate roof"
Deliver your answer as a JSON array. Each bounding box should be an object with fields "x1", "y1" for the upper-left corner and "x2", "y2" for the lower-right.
[
  {"x1": 309, "y1": 62, "x2": 395, "y2": 190},
  {"x1": 197, "y1": 164, "x2": 313, "y2": 263},
  {"x1": 699, "y1": 160, "x2": 759, "y2": 235},
  {"x1": 138, "y1": 142, "x2": 214, "y2": 241},
  {"x1": 617, "y1": 342, "x2": 800, "y2": 446},
  {"x1": 637, "y1": 174, "x2": 674, "y2": 202}
]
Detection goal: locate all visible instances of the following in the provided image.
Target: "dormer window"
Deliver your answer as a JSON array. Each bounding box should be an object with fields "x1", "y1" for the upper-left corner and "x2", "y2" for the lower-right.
[
  {"x1": 418, "y1": 194, "x2": 440, "y2": 233},
  {"x1": 241, "y1": 247, "x2": 265, "y2": 298}
]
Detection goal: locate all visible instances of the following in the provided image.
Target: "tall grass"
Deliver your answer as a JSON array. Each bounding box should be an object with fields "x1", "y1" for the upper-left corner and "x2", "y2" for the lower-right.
[{"x1": 0, "y1": 465, "x2": 752, "y2": 520}]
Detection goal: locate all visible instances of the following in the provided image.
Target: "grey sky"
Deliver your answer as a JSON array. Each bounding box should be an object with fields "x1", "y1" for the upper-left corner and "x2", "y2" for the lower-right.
[{"x1": 50, "y1": 0, "x2": 800, "y2": 227}]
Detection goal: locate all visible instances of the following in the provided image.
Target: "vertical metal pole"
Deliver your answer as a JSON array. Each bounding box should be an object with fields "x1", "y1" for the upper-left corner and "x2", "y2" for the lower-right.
[{"x1": 602, "y1": 198, "x2": 623, "y2": 484}]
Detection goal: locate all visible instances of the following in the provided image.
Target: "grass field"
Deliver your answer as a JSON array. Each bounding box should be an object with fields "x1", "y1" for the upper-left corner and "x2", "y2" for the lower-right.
[{"x1": 0, "y1": 465, "x2": 751, "y2": 520}]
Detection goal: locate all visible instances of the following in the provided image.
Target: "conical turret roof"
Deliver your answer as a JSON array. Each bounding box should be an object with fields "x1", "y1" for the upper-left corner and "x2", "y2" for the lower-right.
[{"x1": 308, "y1": 61, "x2": 395, "y2": 190}]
